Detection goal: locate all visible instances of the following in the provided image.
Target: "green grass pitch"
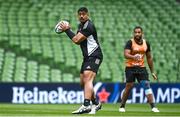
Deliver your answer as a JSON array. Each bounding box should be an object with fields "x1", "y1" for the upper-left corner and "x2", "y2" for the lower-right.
[{"x1": 0, "y1": 103, "x2": 180, "y2": 116}]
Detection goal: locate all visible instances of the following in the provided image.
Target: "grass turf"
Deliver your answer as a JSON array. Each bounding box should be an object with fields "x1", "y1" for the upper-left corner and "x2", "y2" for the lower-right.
[{"x1": 0, "y1": 103, "x2": 180, "y2": 116}]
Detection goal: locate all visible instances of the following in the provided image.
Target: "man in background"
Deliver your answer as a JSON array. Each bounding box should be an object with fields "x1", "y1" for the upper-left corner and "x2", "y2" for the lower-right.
[{"x1": 119, "y1": 26, "x2": 159, "y2": 113}]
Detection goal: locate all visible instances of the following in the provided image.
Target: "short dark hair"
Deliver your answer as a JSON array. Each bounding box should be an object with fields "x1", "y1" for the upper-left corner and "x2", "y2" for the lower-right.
[
  {"x1": 134, "y1": 26, "x2": 143, "y2": 32},
  {"x1": 78, "y1": 7, "x2": 88, "y2": 13}
]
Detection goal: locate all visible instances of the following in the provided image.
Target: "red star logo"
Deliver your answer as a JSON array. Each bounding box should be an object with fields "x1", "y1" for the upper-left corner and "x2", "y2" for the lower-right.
[{"x1": 97, "y1": 88, "x2": 110, "y2": 103}]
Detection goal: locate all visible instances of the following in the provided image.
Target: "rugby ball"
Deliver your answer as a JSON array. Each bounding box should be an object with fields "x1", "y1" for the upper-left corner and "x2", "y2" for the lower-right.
[{"x1": 55, "y1": 20, "x2": 69, "y2": 34}]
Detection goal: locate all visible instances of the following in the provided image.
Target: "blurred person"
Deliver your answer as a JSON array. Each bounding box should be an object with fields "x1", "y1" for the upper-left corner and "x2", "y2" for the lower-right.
[
  {"x1": 119, "y1": 26, "x2": 160, "y2": 113},
  {"x1": 60, "y1": 7, "x2": 103, "y2": 114}
]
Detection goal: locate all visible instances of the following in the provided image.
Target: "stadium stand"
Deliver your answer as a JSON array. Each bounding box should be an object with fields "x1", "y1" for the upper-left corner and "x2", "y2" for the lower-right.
[
  {"x1": 26, "y1": 61, "x2": 38, "y2": 82},
  {"x1": 50, "y1": 69, "x2": 62, "y2": 82},
  {"x1": 14, "y1": 57, "x2": 27, "y2": 82},
  {"x1": 0, "y1": 0, "x2": 179, "y2": 83},
  {"x1": 1, "y1": 52, "x2": 15, "y2": 82}
]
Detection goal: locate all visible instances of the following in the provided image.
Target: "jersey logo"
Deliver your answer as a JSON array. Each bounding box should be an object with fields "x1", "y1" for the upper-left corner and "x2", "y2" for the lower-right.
[
  {"x1": 86, "y1": 66, "x2": 91, "y2": 69},
  {"x1": 95, "y1": 59, "x2": 100, "y2": 65}
]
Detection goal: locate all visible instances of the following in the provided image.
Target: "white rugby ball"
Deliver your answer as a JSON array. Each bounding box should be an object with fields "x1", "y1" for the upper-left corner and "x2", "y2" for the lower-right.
[{"x1": 55, "y1": 20, "x2": 69, "y2": 34}]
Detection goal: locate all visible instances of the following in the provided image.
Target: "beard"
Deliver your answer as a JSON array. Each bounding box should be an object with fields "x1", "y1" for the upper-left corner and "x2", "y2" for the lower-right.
[{"x1": 134, "y1": 35, "x2": 142, "y2": 40}]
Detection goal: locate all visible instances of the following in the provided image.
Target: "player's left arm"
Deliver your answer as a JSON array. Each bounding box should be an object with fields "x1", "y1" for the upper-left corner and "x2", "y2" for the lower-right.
[
  {"x1": 146, "y1": 42, "x2": 158, "y2": 80},
  {"x1": 146, "y1": 51, "x2": 154, "y2": 73}
]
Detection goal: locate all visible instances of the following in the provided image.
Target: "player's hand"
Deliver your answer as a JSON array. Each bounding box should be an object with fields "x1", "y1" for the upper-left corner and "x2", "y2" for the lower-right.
[
  {"x1": 152, "y1": 73, "x2": 158, "y2": 80},
  {"x1": 133, "y1": 54, "x2": 141, "y2": 61},
  {"x1": 60, "y1": 22, "x2": 70, "y2": 32}
]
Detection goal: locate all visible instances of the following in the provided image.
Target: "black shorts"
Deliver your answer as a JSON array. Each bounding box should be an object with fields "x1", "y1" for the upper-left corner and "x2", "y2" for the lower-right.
[
  {"x1": 125, "y1": 67, "x2": 149, "y2": 83},
  {"x1": 80, "y1": 57, "x2": 102, "y2": 74}
]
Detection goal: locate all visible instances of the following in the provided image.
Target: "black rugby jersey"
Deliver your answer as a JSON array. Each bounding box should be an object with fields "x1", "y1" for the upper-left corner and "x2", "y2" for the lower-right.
[{"x1": 77, "y1": 19, "x2": 103, "y2": 59}]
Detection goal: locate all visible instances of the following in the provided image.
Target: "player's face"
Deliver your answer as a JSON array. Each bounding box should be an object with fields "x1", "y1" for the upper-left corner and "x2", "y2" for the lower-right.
[
  {"x1": 134, "y1": 28, "x2": 143, "y2": 40},
  {"x1": 78, "y1": 11, "x2": 89, "y2": 23}
]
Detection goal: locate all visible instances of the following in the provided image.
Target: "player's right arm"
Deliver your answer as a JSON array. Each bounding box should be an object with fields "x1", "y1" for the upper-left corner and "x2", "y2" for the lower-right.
[
  {"x1": 60, "y1": 21, "x2": 92, "y2": 45},
  {"x1": 66, "y1": 31, "x2": 86, "y2": 44},
  {"x1": 124, "y1": 49, "x2": 133, "y2": 59},
  {"x1": 60, "y1": 23, "x2": 85, "y2": 44},
  {"x1": 124, "y1": 40, "x2": 140, "y2": 61}
]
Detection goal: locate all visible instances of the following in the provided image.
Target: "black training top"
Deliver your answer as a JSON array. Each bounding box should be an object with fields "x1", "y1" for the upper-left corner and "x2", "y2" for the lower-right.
[{"x1": 77, "y1": 19, "x2": 103, "y2": 59}]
